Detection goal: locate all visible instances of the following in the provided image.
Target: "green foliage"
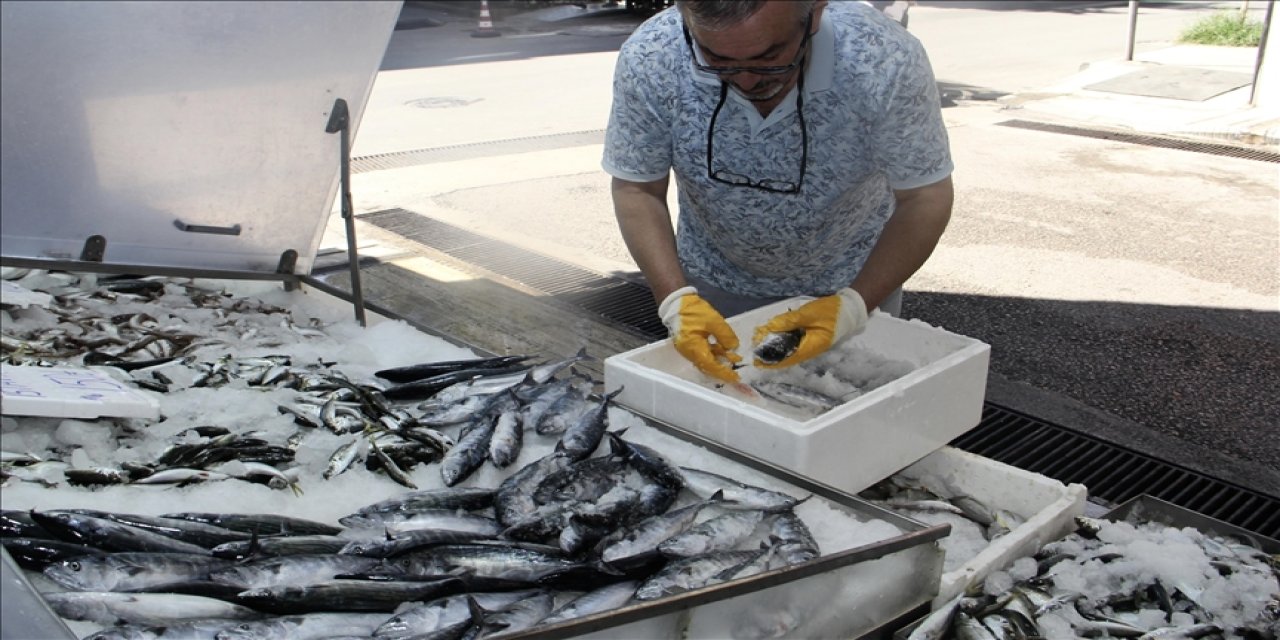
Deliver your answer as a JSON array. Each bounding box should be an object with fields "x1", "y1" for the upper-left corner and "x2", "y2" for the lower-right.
[{"x1": 1178, "y1": 10, "x2": 1264, "y2": 47}]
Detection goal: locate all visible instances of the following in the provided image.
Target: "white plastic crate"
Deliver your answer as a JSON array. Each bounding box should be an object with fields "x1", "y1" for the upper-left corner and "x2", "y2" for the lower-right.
[
  {"x1": 893, "y1": 446, "x2": 1088, "y2": 606},
  {"x1": 604, "y1": 300, "x2": 991, "y2": 495}
]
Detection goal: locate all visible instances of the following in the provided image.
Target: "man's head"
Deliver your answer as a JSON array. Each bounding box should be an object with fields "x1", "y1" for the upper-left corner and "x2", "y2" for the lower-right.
[{"x1": 677, "y1": 0, "x2": 824, "y2": 102}]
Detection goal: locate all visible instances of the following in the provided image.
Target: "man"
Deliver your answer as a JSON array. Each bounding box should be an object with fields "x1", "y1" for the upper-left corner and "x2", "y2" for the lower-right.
[{"x1": 603, "y1": 0, "x2": 953, "y2": 383}]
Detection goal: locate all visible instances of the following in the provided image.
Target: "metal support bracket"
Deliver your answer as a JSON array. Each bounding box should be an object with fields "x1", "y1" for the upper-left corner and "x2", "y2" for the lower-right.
[
  {"x1": 79, "y1": 235, "x2": 106, "y2": 262},
  {"x1": 277, "y1": 249, "x2": 299, "y2": 292},
  {"x1": 325, "y1": 98, "x2": 366, "y2": 327}
]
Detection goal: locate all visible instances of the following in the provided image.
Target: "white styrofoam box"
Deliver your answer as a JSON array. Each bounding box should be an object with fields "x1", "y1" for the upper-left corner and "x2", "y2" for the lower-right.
[
  {"x1": 0, "y1": 364, "x2": 161, "y2": 420},
  {"x1": 894, "y1": 446, "x2": 1088, "y2": 607},
  {"x1": 604, "y1": 299, "x2": 991, "y2": 495}
]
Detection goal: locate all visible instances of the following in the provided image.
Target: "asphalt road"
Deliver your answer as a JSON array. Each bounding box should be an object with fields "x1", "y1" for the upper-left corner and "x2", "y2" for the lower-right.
[{"x1": 351, "y1": 1, "x2": 1280, "y2": 497}]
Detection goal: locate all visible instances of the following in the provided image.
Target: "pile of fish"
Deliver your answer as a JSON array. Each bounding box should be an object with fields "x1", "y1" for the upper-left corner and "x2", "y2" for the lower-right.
[
  {"x1": 860, "y1": 473, "x2": 1026, "y2": 573},
  {"x1": 4, "y1": 447, "x2": 821, "y2": 639},
  {"x1": 907, "y1": 516, "x2": 1280, "y2": 640},
  {"x1": 2, "y1": 269, "x2": 841, "y2": 638}
]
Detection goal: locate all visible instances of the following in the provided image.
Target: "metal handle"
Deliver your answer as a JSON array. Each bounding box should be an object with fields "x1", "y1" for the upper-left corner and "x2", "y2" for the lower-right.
[{"x1": 173, "y1": 219, "x2": 242, "y2": 236}]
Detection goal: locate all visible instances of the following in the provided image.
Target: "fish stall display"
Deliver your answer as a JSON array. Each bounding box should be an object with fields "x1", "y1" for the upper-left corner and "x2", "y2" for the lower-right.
[
  {"x1": 0, "y1": 269, "x2": 935, "y2": 640},
  {"x1": 904, "y1": 515, "x2": 1280, "y2": 640}
]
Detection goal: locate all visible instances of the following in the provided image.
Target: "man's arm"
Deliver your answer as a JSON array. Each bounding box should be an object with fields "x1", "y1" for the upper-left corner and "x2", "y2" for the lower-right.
[
  {"x1": 849, "y1": 175, "x2": 953, "y2": 310},
  {"x1": 611, "y1": 175, "x2": 687, "y2": 305}
]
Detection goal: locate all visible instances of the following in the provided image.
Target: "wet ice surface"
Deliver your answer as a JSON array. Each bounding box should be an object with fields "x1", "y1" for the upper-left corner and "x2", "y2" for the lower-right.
[{"x1": 1, "y1": 271, "x2": 911, "y2": 638}]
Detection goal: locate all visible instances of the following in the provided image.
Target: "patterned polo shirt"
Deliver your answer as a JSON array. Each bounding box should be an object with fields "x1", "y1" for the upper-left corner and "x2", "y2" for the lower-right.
[{"x1": 602, "y1": 2, "x2": 952, "y2": 298}]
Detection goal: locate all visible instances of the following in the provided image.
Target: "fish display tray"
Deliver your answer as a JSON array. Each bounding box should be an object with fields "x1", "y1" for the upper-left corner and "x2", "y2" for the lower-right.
[
  {"x1": 891, "y1": 446, "x2": 1088, "y2": 607},
  {"x1": 603, "y1": 299, "x2": 992, "y2": 496},
  {"x1": 0, "y1": 277, "x2": 950, "y2": 640},
  {"x1": 891, "y1": 492, "x2": 1279, "y2": 640},
  {"x1": 1104, "y1": 494, "x2": 1280, "y2": 554}
]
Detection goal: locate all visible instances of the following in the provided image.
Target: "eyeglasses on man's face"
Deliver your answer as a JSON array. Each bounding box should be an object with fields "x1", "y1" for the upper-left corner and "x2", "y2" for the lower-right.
[
  {"x1": 695, "y1": 13, "x2": 812, "y2": 194},
  {"x1": 683, "y1": 12, "x2": 814, "y2": 78}
]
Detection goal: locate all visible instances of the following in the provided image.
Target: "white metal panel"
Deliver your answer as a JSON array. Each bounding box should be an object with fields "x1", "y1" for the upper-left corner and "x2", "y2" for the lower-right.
[{"x1": 0, "y1": 1, "x2": 401, "y2": 274}]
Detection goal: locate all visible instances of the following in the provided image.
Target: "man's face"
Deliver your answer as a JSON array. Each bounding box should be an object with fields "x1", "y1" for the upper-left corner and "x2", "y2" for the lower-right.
[{"x1": 687, "y1": 2, "x2": 820, "y2": 102}]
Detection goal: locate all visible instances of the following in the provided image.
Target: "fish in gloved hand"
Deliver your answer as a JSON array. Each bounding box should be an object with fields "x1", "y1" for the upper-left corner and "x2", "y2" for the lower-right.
[{"x1": 751, "y1": 288, "x2": 868, "y2": 369}]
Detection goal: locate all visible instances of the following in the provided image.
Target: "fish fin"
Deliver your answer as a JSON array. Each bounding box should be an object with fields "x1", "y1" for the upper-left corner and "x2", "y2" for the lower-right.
[{"x1": 574, "y1": 346, "x2": 593, "y2": 362}]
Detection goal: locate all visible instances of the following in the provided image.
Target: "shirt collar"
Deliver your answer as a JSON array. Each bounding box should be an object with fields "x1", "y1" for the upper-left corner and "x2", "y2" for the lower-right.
[{"x1": 685, "y1": 11, "x2": 835, "y2": 96}]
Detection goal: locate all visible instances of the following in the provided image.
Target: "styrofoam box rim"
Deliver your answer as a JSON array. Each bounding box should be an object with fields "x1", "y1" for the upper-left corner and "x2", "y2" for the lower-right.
[
  {"x1": 909, "y1": 446, "x2": 1088, "y2": 606},
  {"x1": 604, "y1": 305, "x2": 992, "y2": 434}
]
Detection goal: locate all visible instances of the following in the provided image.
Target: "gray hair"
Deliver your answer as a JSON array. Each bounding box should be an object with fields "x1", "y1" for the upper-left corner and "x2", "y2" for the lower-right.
[{"x1": 676, "y1": 0, "x2": 816, "y2": 31}]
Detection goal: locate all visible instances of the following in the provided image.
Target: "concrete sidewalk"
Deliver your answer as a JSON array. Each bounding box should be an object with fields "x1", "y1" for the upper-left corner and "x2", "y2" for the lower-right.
[{"x1": 999, "y1": 44, "x2": 1279, "y2": 146}]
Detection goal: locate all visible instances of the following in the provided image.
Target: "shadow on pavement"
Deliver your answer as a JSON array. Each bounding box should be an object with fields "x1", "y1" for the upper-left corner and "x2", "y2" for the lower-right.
[{"x1": 904, "y1": 290, "x2": 1280, "y2": 494}]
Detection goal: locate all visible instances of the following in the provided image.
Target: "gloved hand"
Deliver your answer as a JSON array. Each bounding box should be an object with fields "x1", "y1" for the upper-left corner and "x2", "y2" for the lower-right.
[
  {"x1": 658, "y1": 286, "x2": 742, "y2": 383},
  {"x1": 752, "y1": 288, "x2": 868, "y2": 368}
]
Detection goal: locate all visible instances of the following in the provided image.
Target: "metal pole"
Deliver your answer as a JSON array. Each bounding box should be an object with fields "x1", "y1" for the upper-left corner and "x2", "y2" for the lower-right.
[
  {"x1": 1126, "y1": 1, "x2": 1139, "y2": 61},
  {"x1": 325, "y1": 98, "x2": 367, "y2": 327},
  {"x1": 1250, "y1": 0, "x2": 1274, "y2": 106}
]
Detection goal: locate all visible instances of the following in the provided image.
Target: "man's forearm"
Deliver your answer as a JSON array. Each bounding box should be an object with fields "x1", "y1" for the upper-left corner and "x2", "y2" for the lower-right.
[
  {"x1": 850, "y1": 176, "x2": 954, "y2": 310},
  {"x1": 611, "y1": 176, "x2": 687, "y2": 304}
]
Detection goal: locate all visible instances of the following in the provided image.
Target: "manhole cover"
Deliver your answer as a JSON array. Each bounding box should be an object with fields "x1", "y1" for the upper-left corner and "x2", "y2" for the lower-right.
[{"x1": 405, "y1": 97, "x2": 482, "y2": 109}]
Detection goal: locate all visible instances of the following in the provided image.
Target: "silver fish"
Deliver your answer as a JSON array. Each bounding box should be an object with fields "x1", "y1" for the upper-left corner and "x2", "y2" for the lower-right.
[
  {"x1": 44, "y1": 552, "x2": 232, "y2": 592},
  {"x1": 352, "y1": 487, "x2": 496, "y2": 516},
  {"x1": 633, "y1": 550, "x2": 763, "y2": 601},
  {"x1": 217, "y1": 612, "x2": 391, "y2": 640},
  {"x1": 43, "y1": 591, "x2": 263, "y2": 626},
  {"x1": 751, "y1": 380, "x2": 841, "y2": 414},
  {"x1": 373, "y1": 590, "x2": 537, "y2": 639},
  {"x1": 481, "y1": 590, "x2": 556, "y2": 635},
  {"x1": 340, "y1": 509, "x2": 502, "y2": 537},
  {"x1": 440, "y1": 416, "x2": 497, "y2": 487},
  {"x1": 678, "y1": 467, "x2": 806, "y2": 512},
  {"x1": 29, "y1": 511, "x2": 210, "y2": 556},
  {"x1": 211, "y1": 535, "x2": 350, "y2": 560},
  {"x1": 556, "y1": 388, "x2": 623, "y2": 460},
  {"x1": 235, "y1": 578, "x2": 465, "y2": 615},
  {"x1": 598, "y1": 499, "x2": 715, "y2": 567},
  {"x1": 539, "y1": 579, "x2": 639, "y2": 626},
  {"x1": 657, "y1": 509, "x2": 766, "y2": 558},
  {"x1": 208, "y1": 554, "x2": 386, "y2": 589}
]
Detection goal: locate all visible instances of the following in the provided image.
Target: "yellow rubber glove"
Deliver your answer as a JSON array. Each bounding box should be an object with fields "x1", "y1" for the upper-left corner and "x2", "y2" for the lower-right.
[
  {"x1": 752, "y1": 288, "x2": 868, "y2": 368},
  {"x1": 658, "y1": 286, "x2": 742, "y2": 383}
]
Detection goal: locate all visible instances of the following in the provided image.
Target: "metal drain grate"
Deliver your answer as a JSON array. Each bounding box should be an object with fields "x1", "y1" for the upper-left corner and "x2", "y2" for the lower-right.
[
  {"x1": 352, "y1": 130, "x2": 607, "y2": 174},
  {"x1": 997, "y1": 119, "x2": 1280, "y2": 162},
  {"x1": 953, "y1": 404, "x2": 1280, "y2": 539},
  {"x1": 360, "y1": 208, "x2": 667, "y2": 338}
]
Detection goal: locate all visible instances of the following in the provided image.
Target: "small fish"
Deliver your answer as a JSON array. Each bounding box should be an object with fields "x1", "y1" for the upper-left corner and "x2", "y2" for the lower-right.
[
  {"x1": 633, "y1": 550, "x2": 763, "y2": 601},
  {"x1": 373, "y1": 591, "x2": 538, "y2": 639},
  {"x1": 678, "y1": 467, "x2": 807, "y2": 512},
  {"x1": 216, "y1": 612, "x2": 392, "y2": 640},
  {"x1": 159, "y1": 513, "x2": 342, "y2": 537},
  {"x1": 234, "y1": 577, "x2": 466, "y2": 614},
  {"x1": 751, "y1": 381, "x2": 841, "y2": 414},
  {"x1": 539, "y1": 579, "x2": 639, "y2": 626},
  {"x1": 351, "y1": 487, "x2": 496, "y2": 516},
  {"x1": 754, "y1": 328, "x2": 805, "y2": 365},
  {"x1": 208, "y1": 554, "x2": 386, "y2": 589},
  {"x1": 556, "y1": 388, "x2": 624, "y2": 460},
  {"x1": 43, "y1": 591, "x2": 263, "y2": 626},
  {"x1": 657, "y1": 509, "x2": 766, "y2": 558},
  {"x1": 43, "y1": 552, "x2": 233, "y2": 592}
]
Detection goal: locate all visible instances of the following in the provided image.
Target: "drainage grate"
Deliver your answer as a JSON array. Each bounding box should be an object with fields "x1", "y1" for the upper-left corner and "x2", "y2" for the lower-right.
[
  {"x1": 352, "y1": 130, "x2": 607, "y2": 174},
  {"x1": 997, "y1": 119, "x2": 1280, "y2": 163},
  {"x1": 953, "y1": 404, "x2": 1280, "y2": 539},
  {"x1": 359, "y1": 208, "x2": 667, "y2": 338}
]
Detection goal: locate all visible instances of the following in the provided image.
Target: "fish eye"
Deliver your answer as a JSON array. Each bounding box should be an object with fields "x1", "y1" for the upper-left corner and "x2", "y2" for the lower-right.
[{"x1": 69, "y1": 562, "x2": 80, "y2": 571}]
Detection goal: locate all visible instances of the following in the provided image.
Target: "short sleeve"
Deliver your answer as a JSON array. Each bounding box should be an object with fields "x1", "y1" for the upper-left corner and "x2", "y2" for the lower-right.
[
  {"x1": 871, "y1": 36, "x2": 953, "y2": 190},
  {"x1": 602, "y1": 41, "x2": 674, "y2": 183}
]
